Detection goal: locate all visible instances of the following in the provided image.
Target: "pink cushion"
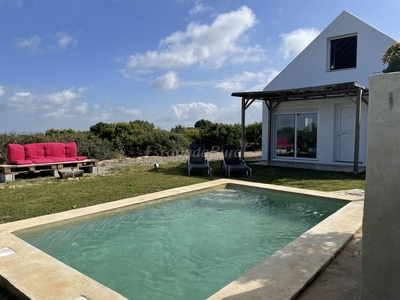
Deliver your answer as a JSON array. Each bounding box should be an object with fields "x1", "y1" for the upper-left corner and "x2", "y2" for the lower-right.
[
  {"x1": 277, "y1": 138, "x2": 294, "y2": 147},
  {"x1": 51, "y1": 157, "x2": 77, "y2": 162},
  {"x1": 8, "y1": 159, "x2": 33, "y2": 165},
  {"x1": 31, "y1": 158, "x2": 55, "y2": 164},
  {"x1": 65, "y1": 142, "x2": 77, "y2": 157},
  {"x1": 25, "y1": 143, "x2": 46, "y2": 160},
  {"x1": 44, "y1": 143, "x2": 66, "y2": 158},
  {"x1": 7, "y1": 142, "x2": 84, "y2": 165},
  {"x1": 7, "y1": 144, "x2": 25, "y2": 162}
]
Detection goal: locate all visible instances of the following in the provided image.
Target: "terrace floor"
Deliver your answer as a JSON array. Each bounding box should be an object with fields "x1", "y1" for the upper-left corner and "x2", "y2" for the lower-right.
[
  {"x1": 255, "y1": 160, "x2": 366, "y2": 173},
  {"x1": 297, "y1": 230, "x2": 362, "y2": 300}
]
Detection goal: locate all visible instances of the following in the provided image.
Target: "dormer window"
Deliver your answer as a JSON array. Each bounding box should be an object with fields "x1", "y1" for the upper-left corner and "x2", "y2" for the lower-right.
[{"x1": 329, "y1": 35, "x2": 357, "y2": 71}]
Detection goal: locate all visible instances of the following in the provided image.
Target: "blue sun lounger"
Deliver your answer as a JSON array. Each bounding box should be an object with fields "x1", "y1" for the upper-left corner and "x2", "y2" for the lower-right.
[
  {"x1": 222, "y1": 145, "x2": 252, "y2": 178},
  {"x1": 187, "y1": 144, "x2": 212, "y2": 176}
]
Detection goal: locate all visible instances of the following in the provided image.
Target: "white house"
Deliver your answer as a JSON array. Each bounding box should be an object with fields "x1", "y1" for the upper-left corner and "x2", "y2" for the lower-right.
[{"x1": 232, "y1": 11, "x2": 397, "y2": 173}]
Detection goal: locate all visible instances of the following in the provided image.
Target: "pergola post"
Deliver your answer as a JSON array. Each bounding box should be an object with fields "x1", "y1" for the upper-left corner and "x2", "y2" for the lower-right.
[
  {"x1": 353, "y1": 88, "x2": 362, "y2": 174},
  {"x1": 241, "y1": 97, "x2": 245, "y2": 160},
  {"x1": 267, "y1": 102, "x2": 272, "y2": 162}
]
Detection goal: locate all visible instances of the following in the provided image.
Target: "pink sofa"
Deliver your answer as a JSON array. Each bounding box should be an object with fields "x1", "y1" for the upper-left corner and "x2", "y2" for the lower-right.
[
  {"x1": 277, "y1": 138, "x2": 294, "y2": 148},
  {"x1": 7, "y1": 142, "x2": 87, "y2": 165}
]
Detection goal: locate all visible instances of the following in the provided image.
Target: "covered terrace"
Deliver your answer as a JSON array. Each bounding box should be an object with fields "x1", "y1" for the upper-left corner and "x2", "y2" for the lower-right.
[{"x1": 231, "y1": 82, "x2": 369, "y2": 174}]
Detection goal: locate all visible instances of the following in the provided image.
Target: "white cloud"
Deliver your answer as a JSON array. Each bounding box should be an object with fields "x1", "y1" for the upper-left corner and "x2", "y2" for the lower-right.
[
  {"x1": 44, "y1": 87, "x2": 86, "y2": 107},
  {"x1": 56, "y1": 32, "x2": 77, "y2": 50},
  {"x1": 117, "y1": 106, "x2": 141, "y2": 116},
  {"x1": 126, "y1": 6, "x2": 264, "y2": 71},
  {"x1": 0, "y1": 85, "x2": 5, "y2": 97},
  {"x1": 188, "y1": 1, "x2": 210, "y2": 16},
  {"x1": 75, "y1": 102, "x2": 88, "y2": 114},
  {"x1": 215, "y1": 81, "x2": 244, "y2": 91},
  {"x1": 278, "y1": 28, "x2": 320, "y2": 59},
  {"x1": 43, "y1": 108, "x2": 72, "y2": 119},
  {"x1": 88, "y1": 105, "x2": 141, "y2": 122},
  {"x1": 3, "y1": 87, "x2": 88, "y2": 116},
  {"x1": 11, "y1": 31, "x2": 77, "y2": 53},
  {"x1": 151, "y1": 71, "x2": 180, "y2": 90},
  {"x1": 89, "y1": 109, "x2": 110, "y2": 122},
  {"x1": 161, "y1": 99, "x2": 262, "y2": 129},
  {"x1": 168, "y1": 102, "x2": 219, "y2": 120},
  {"x1": 215, "y1": 69, "x2": 280, "y2": 91},
  {"x1": 0, "y1": 87, "x2": 144, "y2": 129},
  {"x1": 12, "y1": 35, "x2": 41, "y2": 52}
]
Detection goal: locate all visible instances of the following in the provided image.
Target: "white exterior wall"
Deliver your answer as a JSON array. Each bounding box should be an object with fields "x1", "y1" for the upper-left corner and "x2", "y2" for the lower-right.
[
  {"x1": 261, "y1": 11, "x2": 396, "y2": 165},
  {"x1": 264, "y1": 98, "x2": 368, "y2": 165},
  {"x1": 264, "y1": 11, "x2": 396, "y2": 91}
]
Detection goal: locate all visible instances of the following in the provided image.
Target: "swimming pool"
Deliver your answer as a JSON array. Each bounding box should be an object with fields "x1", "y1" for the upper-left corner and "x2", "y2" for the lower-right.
[
  {"x1": 0, "y1": 179, "x2": 363, "y2": 299},
  {"x1": 17, "y1": 188, "x2": 346, "y2": 299}
]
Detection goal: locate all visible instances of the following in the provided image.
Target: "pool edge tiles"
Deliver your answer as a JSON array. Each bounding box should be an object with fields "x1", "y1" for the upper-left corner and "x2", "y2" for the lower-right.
[
  {"x1": 208, "y1": 184, "x2": 363, "y2": 299},
  {"x1": 0, "y1": 179, "x2": 363, "y2": 300}
]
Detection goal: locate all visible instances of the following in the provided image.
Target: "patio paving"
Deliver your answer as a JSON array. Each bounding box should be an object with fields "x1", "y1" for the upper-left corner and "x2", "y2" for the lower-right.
[{"x1": 296, "y1": 230, "x2": 362, "y2": 300}]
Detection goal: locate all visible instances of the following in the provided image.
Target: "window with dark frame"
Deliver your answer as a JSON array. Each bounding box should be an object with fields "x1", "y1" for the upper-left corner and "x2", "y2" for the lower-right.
[{"x1": 329, "y1": 35, "x2": 357, "y2": 71}]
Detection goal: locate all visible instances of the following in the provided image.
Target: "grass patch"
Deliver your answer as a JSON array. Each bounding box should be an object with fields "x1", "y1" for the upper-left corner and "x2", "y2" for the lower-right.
[{"x1": 0, "y1": 161, "x2": 365, "y2": 225}]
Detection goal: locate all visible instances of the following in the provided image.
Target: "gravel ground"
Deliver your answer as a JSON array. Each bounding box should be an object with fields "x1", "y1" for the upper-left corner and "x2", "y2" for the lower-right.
[{"x1": 97, "y1": 151, "x2": 262, "y2": 174}]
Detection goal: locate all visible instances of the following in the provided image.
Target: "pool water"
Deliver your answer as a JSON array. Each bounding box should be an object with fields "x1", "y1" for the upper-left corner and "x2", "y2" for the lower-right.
[{"x1": 19, "y1": 189, "x2": 346, "y2": 299}]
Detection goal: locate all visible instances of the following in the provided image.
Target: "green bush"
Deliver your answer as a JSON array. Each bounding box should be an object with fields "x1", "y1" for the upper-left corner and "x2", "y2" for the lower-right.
[
  {"x1": 198, "y1": 122, "x2": 241, "y2": 150},
  {"x1": 89, "y1": 120, "x2": 191, "y2": 158},
  {"x1": 0, "y1": 119, "x2": 262, "y2": 163},
  {"x1": 382, "y1": 42, "x2": 400, "y2": 73},
  {"x1": 245, "y1": 122, "x2": 262, "y2": 151}
]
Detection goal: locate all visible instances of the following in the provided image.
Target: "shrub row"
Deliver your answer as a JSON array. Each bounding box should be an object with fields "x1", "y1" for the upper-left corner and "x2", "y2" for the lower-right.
[{"x1": 0, "y1": 120, "x2": 262, "y2": 164}]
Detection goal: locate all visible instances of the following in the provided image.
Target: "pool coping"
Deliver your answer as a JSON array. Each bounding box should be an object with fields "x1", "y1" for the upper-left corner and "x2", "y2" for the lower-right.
[{"x1": 0, "y1": 179, "x2": 363, "y2": 300}]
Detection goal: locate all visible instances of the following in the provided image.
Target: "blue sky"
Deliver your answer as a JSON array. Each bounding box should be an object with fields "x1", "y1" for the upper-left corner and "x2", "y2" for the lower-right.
[{"x1": 0, "y1": 0, "x2": 398, "y2": 133}]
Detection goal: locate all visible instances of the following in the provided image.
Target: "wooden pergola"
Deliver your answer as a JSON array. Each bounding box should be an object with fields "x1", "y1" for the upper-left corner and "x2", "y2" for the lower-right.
[{"x1": 231, "y1": 82, "x2": 369, "y2": 174}]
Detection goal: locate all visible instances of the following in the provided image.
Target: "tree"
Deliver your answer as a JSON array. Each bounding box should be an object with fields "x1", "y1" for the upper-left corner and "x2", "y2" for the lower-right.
[
  {"x1": 245, "y1": 122, "x2": 262, "y2": 151},
  {"x1": 382, "y1": 42, "x2": 400, "y2": 73},
  {"x1": 171, "y1": 125, "x2": 186, "y2": 134},
  {"x1": 194, "y1": 119, "x2": 213, "y2": 128}
]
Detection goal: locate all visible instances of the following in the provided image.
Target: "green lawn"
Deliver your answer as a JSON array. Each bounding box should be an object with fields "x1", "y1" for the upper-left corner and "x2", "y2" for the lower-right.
[{"x1": 0, "y1": 161, "x2": 365, "y2": 225}]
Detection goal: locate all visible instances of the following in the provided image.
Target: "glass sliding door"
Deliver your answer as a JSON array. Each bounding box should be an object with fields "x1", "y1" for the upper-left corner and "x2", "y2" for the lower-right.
[
  {"x1": 276, "y1": 115, "x2": 295, "y2": 157},
  {"x1": 275, "y1": 113, "x2": 317, "y2": 159},
  {"x1": 296, "y1": 113, "x2": 317, "y2": 158}
]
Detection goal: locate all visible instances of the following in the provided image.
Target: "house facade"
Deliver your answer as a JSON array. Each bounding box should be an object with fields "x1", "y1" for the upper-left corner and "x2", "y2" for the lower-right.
[{"x1": 260, "y1": 11, "x2": 397, "y2": 167}]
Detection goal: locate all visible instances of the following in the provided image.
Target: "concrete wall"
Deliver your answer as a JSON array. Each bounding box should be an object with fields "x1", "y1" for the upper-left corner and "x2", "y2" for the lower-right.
[{"x1": 361, "y1": 72, "x2": 400, "y2": 299}]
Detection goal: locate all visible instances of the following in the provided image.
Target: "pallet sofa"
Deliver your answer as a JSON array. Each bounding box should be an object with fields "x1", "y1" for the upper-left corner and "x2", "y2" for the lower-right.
[{"x1": 0, "y1": 142, "x2": 98, "y2": 183}]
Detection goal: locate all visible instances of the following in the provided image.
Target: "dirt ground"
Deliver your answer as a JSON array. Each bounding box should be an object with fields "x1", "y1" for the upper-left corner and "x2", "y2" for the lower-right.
[
  {"x1": 97, "y1": 151, "x2": 263, "y2": 174},
  {"x1": 297, "y1": 231, "x2": 362, "y2": 300}
]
